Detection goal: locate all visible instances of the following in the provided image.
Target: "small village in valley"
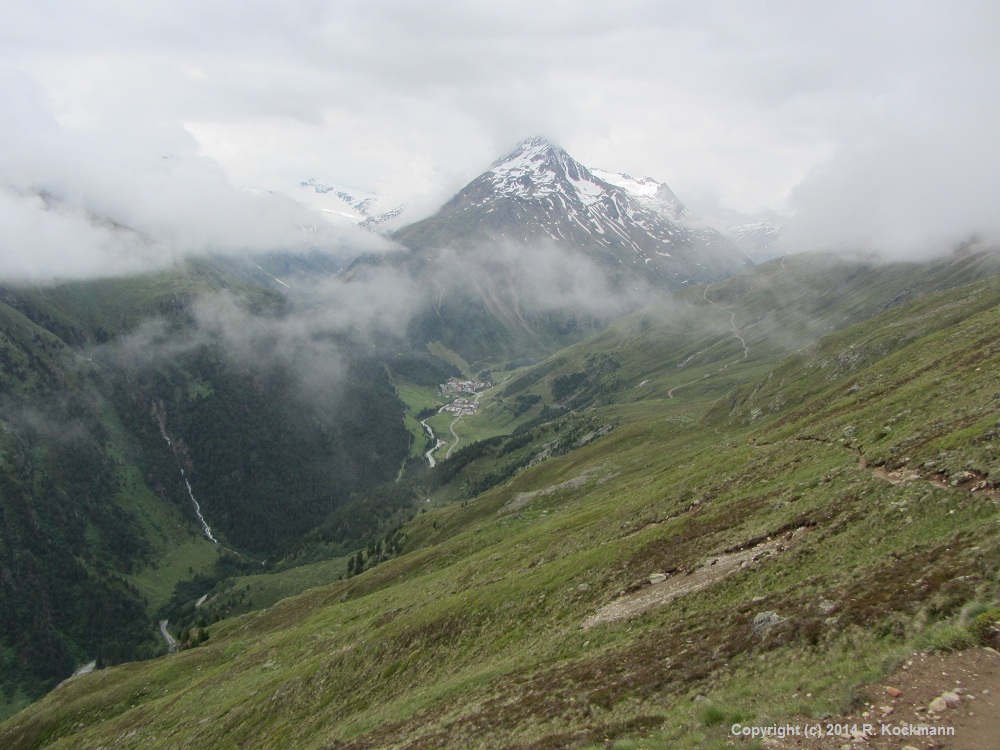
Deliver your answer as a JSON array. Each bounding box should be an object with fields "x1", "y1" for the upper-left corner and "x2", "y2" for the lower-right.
[{"x1": 438, "y1": 377, "x2": 489, "y2": 415}]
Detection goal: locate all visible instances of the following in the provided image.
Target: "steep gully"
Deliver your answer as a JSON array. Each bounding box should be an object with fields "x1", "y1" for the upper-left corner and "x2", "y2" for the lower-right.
[
  {"x1": 701, "y1": 284, "x2": 750, "y2": 361},
  {"x1": 179, "y1": 468, "x2": 218, "y2": 544}
]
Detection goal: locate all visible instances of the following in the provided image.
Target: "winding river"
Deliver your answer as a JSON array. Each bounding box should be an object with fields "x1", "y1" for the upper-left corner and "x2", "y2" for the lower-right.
[{"x1": 420, "y1": 417, "x2": 446, "y2": 468}]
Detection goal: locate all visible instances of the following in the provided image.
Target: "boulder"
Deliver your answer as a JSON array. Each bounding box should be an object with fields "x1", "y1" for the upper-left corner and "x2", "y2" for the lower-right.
[
  {"x1": 751, "y1": 611, "x2": 783, "y2": 636},
  {"x1": 928, "y1": 696, "x2": 948, "y2": 713}
]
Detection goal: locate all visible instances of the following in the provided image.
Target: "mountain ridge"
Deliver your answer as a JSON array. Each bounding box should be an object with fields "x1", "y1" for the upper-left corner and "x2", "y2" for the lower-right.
[{"x1": 392, "y1": 137, "x2": 751, "y2": 286}]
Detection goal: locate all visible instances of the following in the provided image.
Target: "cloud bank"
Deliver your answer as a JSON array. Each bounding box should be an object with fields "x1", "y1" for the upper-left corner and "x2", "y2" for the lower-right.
[{"x1": 0, "y1": 67, "x2": 397, "y2": 282}]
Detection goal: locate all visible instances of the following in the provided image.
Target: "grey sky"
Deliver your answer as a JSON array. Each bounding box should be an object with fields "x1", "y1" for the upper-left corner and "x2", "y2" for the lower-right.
[{"x1": 2, "y1": 0, "x2": 998, "y2": 280}]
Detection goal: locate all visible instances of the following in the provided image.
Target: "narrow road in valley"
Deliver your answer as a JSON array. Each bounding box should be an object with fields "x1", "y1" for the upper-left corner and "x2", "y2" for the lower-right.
[
  {"x1": 667, "y1": 284, "x2": 750, "y2": 399},
  {"x1": 446, "y1": 417, "x2": 461, "y2": 458},
  {"x1": 159, "y1": 619, "x2": 178, "y2": 654},
  {"x1": 702, "y1": 284, "x2": 749, "y2": 361},
  {"x1": 445, "y1": 389, "x2": 485, "y2": 459}
]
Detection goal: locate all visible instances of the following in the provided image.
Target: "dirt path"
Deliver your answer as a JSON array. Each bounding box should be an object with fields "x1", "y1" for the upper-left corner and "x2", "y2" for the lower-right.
[
  {"x1": 666, "y1": 284, "x2": 750, "y2": 399},
  {"x1": 767, "y1": 648, "x2": 1000, "y2": 750},
  {"x1": 499, "y1": 465, "x2": 615, "y2": 516},
  {"x1": 794, "y1": 436, "x2": 1000, "y2": 504},
  {"x1": 703, "y1": 284, "x2": 749, "y2": 361},
  {"x1": 870, "y1": 462, "x2": 1000, "y2": 503}
]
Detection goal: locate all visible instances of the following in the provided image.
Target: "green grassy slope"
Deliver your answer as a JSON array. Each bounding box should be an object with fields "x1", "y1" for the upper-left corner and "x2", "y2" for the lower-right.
[{"x1": 3, "y1": 252, "x2": 997, "y2": 748}]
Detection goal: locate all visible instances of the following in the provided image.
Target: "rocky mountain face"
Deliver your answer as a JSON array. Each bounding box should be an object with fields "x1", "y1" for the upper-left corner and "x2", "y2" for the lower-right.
[
  {"x1": 392, "y1": 137, "x2": 751, "y2": 286},
  {"x1": 368, "y1": 137, "x2": 756, "y2": 363}
]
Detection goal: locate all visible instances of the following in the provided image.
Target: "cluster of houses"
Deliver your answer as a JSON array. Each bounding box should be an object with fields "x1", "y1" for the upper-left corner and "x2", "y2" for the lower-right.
[
  {"x1": 443, "y1": 397, "x2": 478, "y2": 415},
  {"x1": 439, "y1": 377, "x2": 488, "y2": 396},
  {"x1": 437, "y1": 377, "x2": 489, "y2": 416}
]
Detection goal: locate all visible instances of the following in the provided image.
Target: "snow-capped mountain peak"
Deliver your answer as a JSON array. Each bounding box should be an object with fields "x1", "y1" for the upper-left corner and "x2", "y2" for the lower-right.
[
  {"x1": 393, "y1": 137, "x2": 750, "y2": 285},
  {"x1": 484, "y1": 137, "x2": 610, "y2": 208}
]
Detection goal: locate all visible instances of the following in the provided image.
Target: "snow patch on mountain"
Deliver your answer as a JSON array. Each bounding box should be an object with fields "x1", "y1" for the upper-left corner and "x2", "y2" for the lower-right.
[
  {"x1": 729, "y1": 222, "x2": 782, "y2": 243},
  {"x1": 299, "y1": 178, "x2": 405, "y2": 232},
  {"x1": 590, "y1": 169, "x2": 688, "y2": 221},
  {"x1": 728, "y1": 222, "x2": 785, "y2": 261},
  {"x1": 483, "y1": 137, "x2": 608, "y2": 208}
]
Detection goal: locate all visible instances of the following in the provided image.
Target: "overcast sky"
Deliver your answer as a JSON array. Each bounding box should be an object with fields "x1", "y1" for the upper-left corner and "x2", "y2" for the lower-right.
[{"x1": 2, "y1": 0, "x2": 998, "y2": 280}]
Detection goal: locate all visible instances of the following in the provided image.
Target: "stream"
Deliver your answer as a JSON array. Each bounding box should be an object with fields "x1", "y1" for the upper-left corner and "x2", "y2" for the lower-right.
[
  {"x1": 158, "y1": 427, "x2": 218, "y2": 544},
  {"x1": 420, "y1": 417, "x2": 446, "y2": 468},
  {"x1": 180, "y1": 468, "x2": 218, "y2": 544}
]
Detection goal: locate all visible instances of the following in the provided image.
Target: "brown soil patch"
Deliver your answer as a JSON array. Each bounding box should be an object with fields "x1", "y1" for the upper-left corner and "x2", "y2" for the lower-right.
[
  {"x1": 764, "y1": 647, "x2": 1000, "y2": 750},
  {"x1": 582, "y1": 527, "x2": 810, "y2": 629}
]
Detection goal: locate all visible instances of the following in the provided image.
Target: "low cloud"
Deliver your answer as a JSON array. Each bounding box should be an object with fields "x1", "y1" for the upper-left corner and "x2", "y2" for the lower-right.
[
  {"x1": 4, "y1": 4, "x2": 1000, "y2": 273},
  {"x1": 433, "y1": 241, "x2": 654, "y2": 321},
  {"x1": 0, "y1": 67, "x2": 396, "y2": 283},
  {"x1": 105, "y1": 235, "x2": 661, "y2": 407},
  {"x1": 781, "y1": 122, "x2": 1000, "y2": 258},
  {"x1": 107, "y1": 263, "x2": 425, "y2": 407},
  {"x1": 0, "y1": 190, "x2": 175, "y2": 281}
]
